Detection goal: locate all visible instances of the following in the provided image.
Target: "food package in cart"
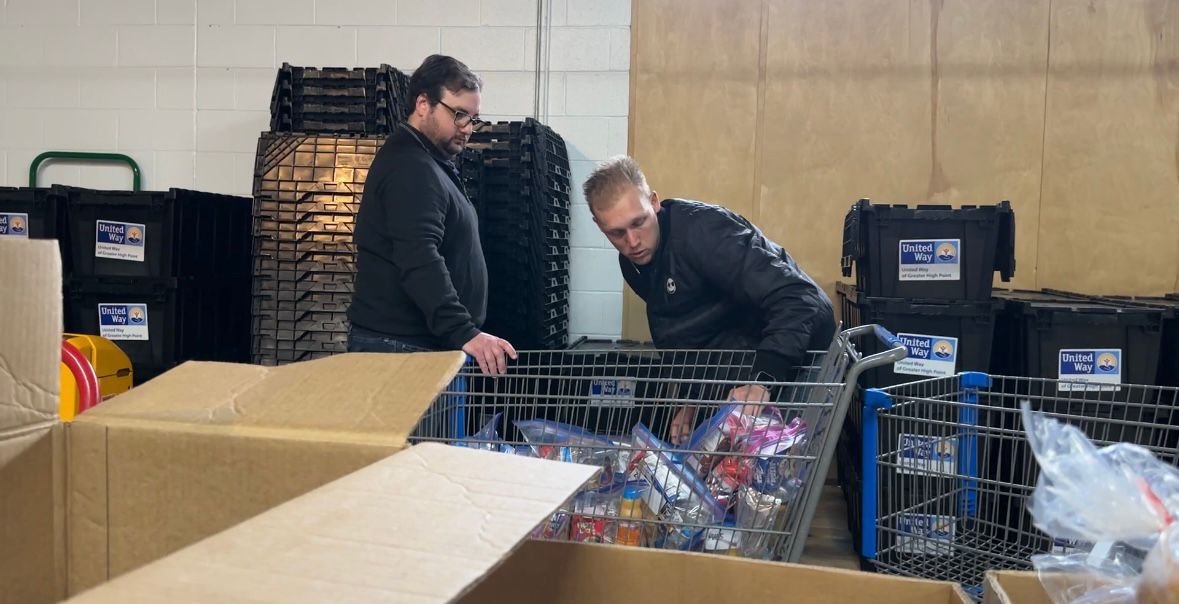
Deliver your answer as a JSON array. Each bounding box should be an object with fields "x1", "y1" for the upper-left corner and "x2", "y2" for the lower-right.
[
  {"x1": 1020, "y1": 402, "x2": 1179, "y2": 604},
  {"x1": 741, "y1": 415, "x2": 807, "y2": 498},
  {"x1": 515, "y1": 419, "x2": 631, "y2": 489},
  {"x1": 631, "y1": 422, "x2": 726, "y2": 551},
  {"x1": 684, "y1": 403, "x2": 756, "y2": 474},
  {"x1": 569, "y1": 481, "x2": 624, "y2": 544}
]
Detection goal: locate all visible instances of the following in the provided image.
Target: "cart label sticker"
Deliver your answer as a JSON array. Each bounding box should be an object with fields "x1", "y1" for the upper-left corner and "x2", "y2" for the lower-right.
[
  {"x1": 894, "y1": 333, "x2": 957, "y2": 377},
  {"x1": 897, "y1": 433, "x2": 957, "y2": 476},
  {"x1": 95, "y1": 220, "x2": 146, "y2": 262},
  {"x1": 0, "y1": 213, "x2": 29, "y2": 237},
  {"x1": 897, "y1": 514, "x2": 956, "y2": 556},
  {"x1": 1051, "y1": 537, "x2": 1090, "y2": 555},
  {"x1": 588, "y1": 378, "x2": 637, "y2": 407},
  {"x1": 899, "y1": 239, "x2": 960, "y2": 281},
  {"x1": 98, "y1": 304, "x2": 149, "y2": 341},
  {"x1": 1058, "y1": 348, "x2": 1121, "y2": 391}
]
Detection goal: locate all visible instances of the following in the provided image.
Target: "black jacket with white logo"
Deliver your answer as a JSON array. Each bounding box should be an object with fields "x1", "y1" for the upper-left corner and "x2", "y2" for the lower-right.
[{"x1": 620, "y1": 199, "x2": 835, "y2": 382}]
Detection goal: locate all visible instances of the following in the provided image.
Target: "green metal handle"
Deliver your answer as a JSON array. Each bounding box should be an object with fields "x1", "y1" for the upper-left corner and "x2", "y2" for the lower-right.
[{"x1": 29, "y1": 151, "x2": 142, "y2": 191}]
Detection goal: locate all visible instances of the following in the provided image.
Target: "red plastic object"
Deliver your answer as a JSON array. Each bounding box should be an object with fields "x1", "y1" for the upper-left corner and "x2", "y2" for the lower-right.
[{"x1": 61, "y1": 339, "x2": 100, "y2": 415}]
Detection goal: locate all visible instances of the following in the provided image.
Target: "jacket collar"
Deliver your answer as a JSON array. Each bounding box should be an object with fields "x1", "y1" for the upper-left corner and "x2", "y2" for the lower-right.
[{"x1": 400, "y1": 121, "x2": 456, "y2": 167}]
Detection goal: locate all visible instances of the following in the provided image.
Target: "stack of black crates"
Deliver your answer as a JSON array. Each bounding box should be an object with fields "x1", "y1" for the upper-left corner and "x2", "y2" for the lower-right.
[
  {"x1": 1, "y1": 185, "x2": 252, "y2": 383},
  {"x1": 469, "y1": 118, "x2": 572, "y2": 350},
  {"x1": 253, "y1": 64, "x2": 573, "y2": 364},
  {"x1": 834, "y1": 198, "x2": 1016, "y2": 557},
  {"x1": 251, "y1": 134, "x2": 384, "y2": 364},
  {"x1": 270, "y1": 63, "x2": 411, "y2": 137}
]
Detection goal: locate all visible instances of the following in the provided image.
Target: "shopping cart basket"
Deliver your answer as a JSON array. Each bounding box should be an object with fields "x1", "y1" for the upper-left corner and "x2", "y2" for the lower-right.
[
  {"x1": 410, "y1": 324, "x2": 906, "y2": 562},
  {"x1": 860, "y1": 372, "x2": 1179, "y2": 599}
]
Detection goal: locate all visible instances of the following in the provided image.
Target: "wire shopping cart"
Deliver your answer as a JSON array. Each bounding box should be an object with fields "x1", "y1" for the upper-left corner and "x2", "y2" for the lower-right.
[
  {"x1": 860, "y1": 372, "x2": 1179, "y2": 600},
  {"x1": 410, "y1": 324, "x2": 906, "y2": 562}
]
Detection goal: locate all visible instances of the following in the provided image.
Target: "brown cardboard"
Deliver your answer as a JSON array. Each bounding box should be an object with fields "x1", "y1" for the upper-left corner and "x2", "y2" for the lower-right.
[
  {"x1": 464, "y1": 541, "x2": 974, "y2": 604},
  {"x1": 67, "y1": 351, "x2": 466, "y2": 594},
  {"x1": 66, "y1": 443, "x2": 601, "y2": 603},
  {"x1": 0, "y1": 240, "x2": 66, "y2": 604},
  {"x1": 983, "y1": 571, "x2": 1053, "y2": 604},
  {"x1": 66, "y1": 440, "x2": 972, "y2": 604}
]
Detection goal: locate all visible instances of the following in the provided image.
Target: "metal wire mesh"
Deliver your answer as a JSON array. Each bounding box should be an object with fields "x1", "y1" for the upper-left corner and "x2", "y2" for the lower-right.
[
  {"x1": 409, "y1": 325, "x2": 904, "y2": 562},
  {"x1": 864, "y1": 374, "x2": 1179, "y2": 600}
]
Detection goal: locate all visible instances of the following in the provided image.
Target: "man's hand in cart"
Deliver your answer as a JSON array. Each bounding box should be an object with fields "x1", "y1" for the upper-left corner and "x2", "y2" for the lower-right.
[
  {"x1": 669, "y1": 385, "x2": 771, "y2": 444},
  {"x1": 728, "y1": 384, "x2": 771, "y2": 418},
  {"x1": 462, "y1": 332, "x2": 518, "y2": 375}
]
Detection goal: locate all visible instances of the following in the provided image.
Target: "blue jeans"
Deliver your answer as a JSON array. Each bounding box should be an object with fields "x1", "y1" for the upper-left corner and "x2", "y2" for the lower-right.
[{"x1": 346, "y1": 327, "x2": 437, "y2": 353}]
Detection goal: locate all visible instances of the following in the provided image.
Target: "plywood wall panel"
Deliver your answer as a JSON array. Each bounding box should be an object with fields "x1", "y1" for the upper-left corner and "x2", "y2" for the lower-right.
[
  {"x1": 1038, "y1": 0, "x2": 1179, "y2": 295},
  {"x1": 625, "y1": 0, "x2": 766, "y2": 340}
]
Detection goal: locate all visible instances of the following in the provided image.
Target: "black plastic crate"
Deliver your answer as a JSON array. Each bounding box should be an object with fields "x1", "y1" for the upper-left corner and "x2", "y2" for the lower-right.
[
  {"x1": 253, "y1": 134, "x2": 384, "y2": 200},
  {"x1": 64, "y1": 276, "x2": 250, "y2": 375},
  {"x1": 991, "y1": 289, "x2": 1166, "y2": 392},
  {"x1": 836, "y1": 282, "x2": 1000, "y2": 388},
  {"x1": 0, "y1": 187, "x2": 63, "y2": 241},
  {"x1": 841, "y1": 199, "x2": 1015, "y2": 301},
  {"x1": 252, "y1": 290, "x2": 352, "y2": 313},
  {"x1": 60, "y1": 186, "x2": 252, "y2": 280},
  {"x1": 1043, "y1": 290, "x2": 1179, "y2": 388}
]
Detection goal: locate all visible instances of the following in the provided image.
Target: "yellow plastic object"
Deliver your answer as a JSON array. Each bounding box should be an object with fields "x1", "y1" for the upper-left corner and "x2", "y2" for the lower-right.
[{"x1": 60, "y1": 334, "x2": 133, "y2": 421}]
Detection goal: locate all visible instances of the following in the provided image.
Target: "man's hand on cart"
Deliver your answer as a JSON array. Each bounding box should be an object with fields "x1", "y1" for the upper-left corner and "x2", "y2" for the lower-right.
[
  {"x1": 669, "y1": 385, "x2": 772, "y2": 444},
  {"x1": 462, "y1": 332, "x2": 518, "y2": 375}
]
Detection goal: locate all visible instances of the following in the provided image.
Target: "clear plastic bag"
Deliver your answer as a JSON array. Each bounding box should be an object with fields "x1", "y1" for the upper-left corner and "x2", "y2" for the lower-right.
[
  {"x1": 453, "y1": 412, "x2": 516, "y2": 454},
  {"x1": 514, "y1": 419, "x2": 630, "y2": 488},
  {"x1": 1020, "y1": 402, "x2": 1179, "y2": 604},
  {"x1": 632, "y1": 422, "x2": 726, "y2": 550}
]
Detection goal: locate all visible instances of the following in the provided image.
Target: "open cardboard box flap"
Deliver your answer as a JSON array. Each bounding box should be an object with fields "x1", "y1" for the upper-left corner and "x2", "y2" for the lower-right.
[
  {"x1": 66, "y1": 350, "x2": 470, "y2": 594},
  {"x1": 76, "y1": 351, "x2": 465, "y2": 442},
  {"x1": 0, "y1": 240, "x2": 66, "y2": 604},
  {"x1": 66, "y1": 443, "x2": 601, "y2": 603}
]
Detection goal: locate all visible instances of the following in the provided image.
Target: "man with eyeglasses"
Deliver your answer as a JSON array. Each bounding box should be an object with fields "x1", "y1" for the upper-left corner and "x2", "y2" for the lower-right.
[{"x1": 349, "y1": 54, "x2": 517, "y2": 375}]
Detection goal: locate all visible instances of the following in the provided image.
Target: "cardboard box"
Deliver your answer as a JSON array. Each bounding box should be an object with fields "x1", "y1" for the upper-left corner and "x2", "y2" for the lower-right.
[
  {"x1": 0, "y1": 240, "x2": 67, "y2": 604},
  {"x1": 983, "y1": 571, "x2": 1052, "y2": 604},
  {"x1": 66, "y1": 350, "x2": 467, "y2": 594},
  {"x1": 66, "y1": 442, "x2": 973, "y2": 604}
]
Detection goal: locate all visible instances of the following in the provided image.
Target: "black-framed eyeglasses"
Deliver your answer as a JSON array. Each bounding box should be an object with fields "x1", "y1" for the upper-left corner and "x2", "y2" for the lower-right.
[{"x1": 437, "y1": 100, "x2": 488, "y2": 131}]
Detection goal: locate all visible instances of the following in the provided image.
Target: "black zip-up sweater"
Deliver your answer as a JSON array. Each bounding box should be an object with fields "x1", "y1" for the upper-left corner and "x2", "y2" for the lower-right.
[
  {"x1": 348, "y1": 123, "x2": 486, "y2": 350},
  {"x1": 622, "y1": 199, "x2": 836, "y2": 382}
]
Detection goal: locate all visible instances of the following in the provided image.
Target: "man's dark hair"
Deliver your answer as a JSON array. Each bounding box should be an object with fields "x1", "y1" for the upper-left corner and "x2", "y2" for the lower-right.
[{"x1": 408, "y1": 54, "x2": 482, "y2": 109}]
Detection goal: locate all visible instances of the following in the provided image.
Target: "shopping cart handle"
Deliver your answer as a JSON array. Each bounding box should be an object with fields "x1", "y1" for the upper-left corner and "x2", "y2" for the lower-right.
[{"x1": 872, "y1": 325, "x2": 903, "y2": 349}]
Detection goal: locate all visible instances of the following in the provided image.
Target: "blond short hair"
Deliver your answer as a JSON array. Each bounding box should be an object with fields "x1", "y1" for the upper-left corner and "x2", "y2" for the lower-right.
[{"x1": 582, "y1": 155, "x2": 650, "y2": 214}]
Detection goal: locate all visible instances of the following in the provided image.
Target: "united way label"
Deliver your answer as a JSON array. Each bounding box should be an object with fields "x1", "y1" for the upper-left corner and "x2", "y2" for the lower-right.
[
  {"x1": 897, "y1": 514, "x2": 956, "y2": 556},
  {"x1": 98, "y1": 304, "x2": 149, "y2": 341},
  {"x1": 899, "y1": 239, "x2": 960, "y2": 281},
  {"x1": 0, "y1": 213, "x2": 30, "y2": 237},
  {"x1": 95, "y1": 220, "x2": 146, "y2": 262},
  {"x1": 1058, "y1": 349, "x2": 1122, "y2": 391},
  {"x1": 588, "y1": 378, "x2": 637, "y2": 407},
  {"x1": 894, "y1": 333, "x2": 957, "y2": 377},
  {"x1": 897, "y1": 433, "x2": 957, "y2": 476}
]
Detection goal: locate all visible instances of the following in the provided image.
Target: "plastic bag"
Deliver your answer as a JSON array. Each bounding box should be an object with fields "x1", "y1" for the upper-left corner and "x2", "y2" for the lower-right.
[
  {"x1": 453, "y1": 412, "x2": 516, "y2": 454},
  {"x1": 515, "y1": 419, "x2": 630, "y2": 488},
  {"x1": 1020, "y1": 402, "x2": 1179, "y2": 604},
  {"x1": 632, "y1": 422, "x2": 726, "y2": 551},
  {"x1": 684, "y1": 403, "x2": 756, "y2": 474}
]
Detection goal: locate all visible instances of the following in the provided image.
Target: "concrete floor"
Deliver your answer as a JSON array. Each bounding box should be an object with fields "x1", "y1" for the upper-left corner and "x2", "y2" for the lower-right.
[{"x1": 799, "y1": 476, "x2": 862, "y2": 570}]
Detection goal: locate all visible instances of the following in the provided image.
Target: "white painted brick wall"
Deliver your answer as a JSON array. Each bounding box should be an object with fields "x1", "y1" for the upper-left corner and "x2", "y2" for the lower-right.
[{"x1": 0, "y1": 0, "x2": 631, "y2": 340}]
